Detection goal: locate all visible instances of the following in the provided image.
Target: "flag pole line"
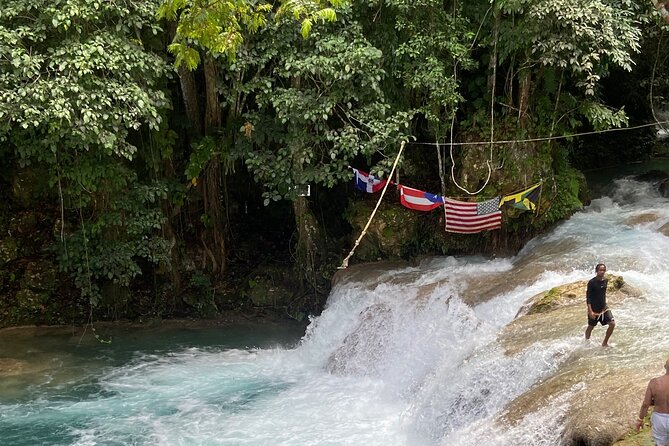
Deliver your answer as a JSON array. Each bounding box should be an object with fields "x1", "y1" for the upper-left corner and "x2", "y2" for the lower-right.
[
  {"x1": 348, "y1": 168, "x2": 541, "y2": 202},
  {"x1": 339, "y1": 141, "x2": 406, "y2": 270}
]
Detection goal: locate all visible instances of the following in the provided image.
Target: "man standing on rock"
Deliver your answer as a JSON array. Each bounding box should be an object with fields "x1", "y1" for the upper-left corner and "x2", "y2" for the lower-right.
[
  {"x1": 585, "y1": 263, "x2": 615, "y2": 347},
  {"x1": 636, "y1": 358, "x2": 669, "y2": 446}
]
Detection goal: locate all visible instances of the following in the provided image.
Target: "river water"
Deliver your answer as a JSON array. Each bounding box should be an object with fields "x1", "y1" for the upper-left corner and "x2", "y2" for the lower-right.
[{"x1": 1, "y1": 164, "x2": 669, "y2": 445}]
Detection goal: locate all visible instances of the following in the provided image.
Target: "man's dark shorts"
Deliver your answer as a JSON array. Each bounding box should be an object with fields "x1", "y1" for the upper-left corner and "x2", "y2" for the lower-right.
[{"x1": 588, "y1": 309, "x2": 614, "y2": 326}]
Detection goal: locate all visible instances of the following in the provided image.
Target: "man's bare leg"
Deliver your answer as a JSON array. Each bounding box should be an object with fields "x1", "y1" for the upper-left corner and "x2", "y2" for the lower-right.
[
  {"x1": 602, "y1": 322, "x2": 615, "y2": 347},
  {"x1": 585, "y1": 325, "x2": 594, "y2": 341}
]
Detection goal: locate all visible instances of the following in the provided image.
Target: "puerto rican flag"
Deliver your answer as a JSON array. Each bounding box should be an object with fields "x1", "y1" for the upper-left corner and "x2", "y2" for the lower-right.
[
  {"x1": 399, "y1": 185, "x2": 444, "y2": 211},
  {"x1": 352, "y1": 168, "x2": 387, "y2": 193}
]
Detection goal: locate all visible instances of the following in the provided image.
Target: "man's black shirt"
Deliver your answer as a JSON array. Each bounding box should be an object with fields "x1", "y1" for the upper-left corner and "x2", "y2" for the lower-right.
[{"x1": 586, "y1": 277, "x2": 608, "y2": 312}]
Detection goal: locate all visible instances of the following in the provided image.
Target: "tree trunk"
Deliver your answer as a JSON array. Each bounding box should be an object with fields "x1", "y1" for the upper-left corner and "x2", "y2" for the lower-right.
[
  {"x1": 289, "y1": 69, "x2": 321, "y2": 292},
  {"x1": 199, "y1": 55, "x2": 226, "y2": 273},
  {"x1": 436, "y1": 141, "x2": 446, "y2": 197},
  {"x1": 292, "y1": 192, "x2": 321, "y2": 293},
  {"x1": 487, "y1": 9, "x2": 501, "y2": 93},
  {"x1": 179, "y1": 66, "x2": 203, "y2": 137},
  {"x1": 167, "y1": 22, "x2": 202, "y2": 137},
  {"x1": 204, "y1": 56, "x2": 221, "y2": 132},
  {"x1": 200, "y1": 158, "x2": 226, "y2": 273},
  {"x1": 161, "y1": 214, "x2": 182, "y2": 293},
  {"x1": 517, "y1": 64, "x2": 532, "y2": 127}
]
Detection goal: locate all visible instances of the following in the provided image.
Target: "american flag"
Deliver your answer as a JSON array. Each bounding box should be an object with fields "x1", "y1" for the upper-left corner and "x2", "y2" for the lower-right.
[{"x1": 444, "y1": 197, "x2": 502, "y2": 233}]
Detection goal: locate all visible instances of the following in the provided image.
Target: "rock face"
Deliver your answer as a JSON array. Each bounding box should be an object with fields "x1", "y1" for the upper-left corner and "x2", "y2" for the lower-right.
[
  {"x1": 345, "y1": 200, "x2": 417, "y2": 261},
  {"x1": 633, "y1": 170, "x2": 669, "y2": 198},
  {"x1": 0, "y1": 237, "x2": 18, "y2": 267},
  {"x1": 14, "y1": 260, "x2": 58, "y2": 312},
  {"x1": 515, "y1": 274, "x2": 637, "y2": 320},
  {"x1": 633, "y1": 170, "x2": 669, "y2": 183},
  {"x1": 660, "y1": 221, "x2": 669, "y2": 237},
  {"x1": 660, "y1": 179, "x2": 669, "y2": 198},
  {"x1": 500, "y1": 275, "x2": 648, "y2": 445},
  {"x1": 326, "y1": 303, "x2": 393, "y2": 376}
]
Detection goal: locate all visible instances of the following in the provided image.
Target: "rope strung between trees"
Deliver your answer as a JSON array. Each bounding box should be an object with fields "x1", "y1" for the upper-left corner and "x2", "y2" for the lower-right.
[
  {"x1": 410, "y1": 120, "x2": 669, "y2": 147},
  {"x1": 338, "y1": 115, "x2": 669, "y2": 269},
  {"x1": 338, "y1": 141, "x2": 406, "y2": 270}
]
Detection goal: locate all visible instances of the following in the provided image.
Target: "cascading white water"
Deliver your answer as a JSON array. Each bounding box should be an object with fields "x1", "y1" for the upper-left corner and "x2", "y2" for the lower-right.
[{"x1": 1, "y1": 174, "x2": 668, "y2": 445}]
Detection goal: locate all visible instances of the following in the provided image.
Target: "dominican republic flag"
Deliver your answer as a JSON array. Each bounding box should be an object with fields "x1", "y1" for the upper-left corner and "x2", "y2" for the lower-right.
[
  {"x1": 352, "y1": 168, "x2": 387, "y2": 193},
  {"x1": 399, "y1": 185, "x2": 444, "y2": 211}
]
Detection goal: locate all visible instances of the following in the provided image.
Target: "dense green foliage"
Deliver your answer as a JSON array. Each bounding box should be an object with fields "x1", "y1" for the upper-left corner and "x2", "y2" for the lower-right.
[
  {"x1": 0, "y1": 0, "x2": 172, "y2": 303},
  {"x1": 0, "y1": 0, "x2": 667, "y2": 323}
]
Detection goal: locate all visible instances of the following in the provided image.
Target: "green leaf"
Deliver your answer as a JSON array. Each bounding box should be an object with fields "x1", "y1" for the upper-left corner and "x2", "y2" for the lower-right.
[{"x1": 300, "y1": 19, "x2": 312, "y2": 39}]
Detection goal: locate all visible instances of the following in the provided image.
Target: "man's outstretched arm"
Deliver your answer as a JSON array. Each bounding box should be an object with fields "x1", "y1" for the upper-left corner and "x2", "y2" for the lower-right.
[{"x1": 637, "y1": 380, "x2": 654, "y2": 431}]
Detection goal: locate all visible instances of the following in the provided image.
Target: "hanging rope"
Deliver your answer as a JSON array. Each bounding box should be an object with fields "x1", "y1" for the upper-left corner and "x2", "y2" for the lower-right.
[
  {"x1": 339, "y1": 141, "x2": 406, "y2": 269},
  {"x1": 449, "y1": 67, "x2": 489, "y2": 195},
  {"x1": 449, "y1": 145, "x2": 492, "y2": 195},
  {"x1": 650, "y1": 29, "x2": 668, "y2": 134},
  {"x1": 449, "y1": 10, "x2": 498, "y2": 196}
]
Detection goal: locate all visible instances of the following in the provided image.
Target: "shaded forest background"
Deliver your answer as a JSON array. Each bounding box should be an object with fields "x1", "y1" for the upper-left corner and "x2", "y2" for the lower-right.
[{"x1": 0, "y1": 0, "x2": 668, "y2": 326}]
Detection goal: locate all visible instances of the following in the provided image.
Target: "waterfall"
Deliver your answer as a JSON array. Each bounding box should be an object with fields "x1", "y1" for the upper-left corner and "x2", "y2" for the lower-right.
[
  {"x1": 294, "y1": 175, "x2": 669, "y2": 445},
  {"x1": 1, "y1": 174, "x2": 668, "y2": 445}
]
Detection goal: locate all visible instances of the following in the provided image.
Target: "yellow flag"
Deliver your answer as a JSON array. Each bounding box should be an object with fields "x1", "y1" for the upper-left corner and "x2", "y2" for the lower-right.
[{"x1": 499, "y1": 183, "x2": 542, "y2": 211}]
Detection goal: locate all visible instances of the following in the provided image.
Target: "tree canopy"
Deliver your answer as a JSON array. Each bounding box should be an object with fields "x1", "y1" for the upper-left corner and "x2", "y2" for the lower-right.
[{"x1": 0, "y1": 0, "x2": 667, "y2": 320}]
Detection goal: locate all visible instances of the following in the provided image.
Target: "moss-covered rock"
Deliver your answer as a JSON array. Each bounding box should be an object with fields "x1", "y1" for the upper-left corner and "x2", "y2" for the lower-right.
[
  {"x1": 613, "y1": 411, "x2": 656, "y2": 446},
  {"x1": 0, "y1": 237, "x2": 18, "y2": 267},
  {"x1": 15, "y1": 289, "x2": 49, "y2": 311},
  {"x1": 500, "y1": 274, "x2": 646, "y2": 446},
  {"x1": 245, "y1": 275, "x2": 294, "y2": 308},
  {"x1": 517, "y1": 273, "x2": 636, "y2": 317},
  {"x1": 19, "y1": 261, "x2": 57, "y2": 293},
  {"x1": 242, "y1": 264, "x2": 297, "y2": 307},
  {"x1": 344, "y1": 200, "x2": 417, "y2": 261},
  {"x1": 181, "y1": 273, "x2": 219, "y2": 319},
  {"x1": 181, "y1": 292, "x2": 219, "y2": 318}
]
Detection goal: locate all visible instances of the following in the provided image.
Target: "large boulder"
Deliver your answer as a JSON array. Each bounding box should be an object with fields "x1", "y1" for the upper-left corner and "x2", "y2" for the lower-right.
[
  {"x1": 499, "y1": 275, "x2": 647, "y2": 445},
  {"x1": 345, "y1": 200, "x2": 417, "y2": 261},
  {"x1": 515, "y1": 274, "x2": 637, "y2": 319},
  {"x1": 326, "y1": 303, "x2": 393, "y2": 375},
  {"x1": 244, "y1": 274, "x2": 294, "y2": 308},
  {"x1": 624, "y1": 213, "x2": 661, "y2": 226},
  {"x1": 660, "y1": 221, "x2": 669, "y2": 237},
  {"x1": 660, "y1": 179, "x2": 669, "y2": 198}
]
